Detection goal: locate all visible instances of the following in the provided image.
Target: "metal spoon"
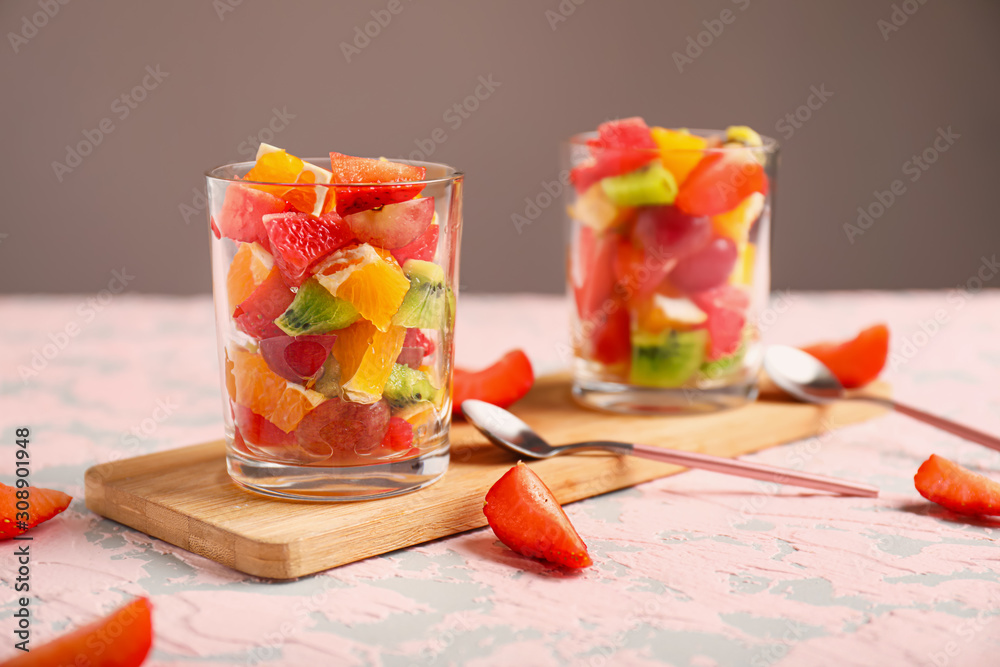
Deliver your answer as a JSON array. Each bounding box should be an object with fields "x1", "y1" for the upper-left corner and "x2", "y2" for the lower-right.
[
  {"x1": 461, "y1": 399, "x2": 878, "y2": 497},
  {"x1": 764, "y1": 345, "x2": 1000, "y2": 453}
]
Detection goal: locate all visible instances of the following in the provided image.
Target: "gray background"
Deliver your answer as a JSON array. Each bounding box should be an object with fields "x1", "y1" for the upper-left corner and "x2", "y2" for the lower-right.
[{"x1": 2, "y1": 0, "x2": 998, "y2": 295}]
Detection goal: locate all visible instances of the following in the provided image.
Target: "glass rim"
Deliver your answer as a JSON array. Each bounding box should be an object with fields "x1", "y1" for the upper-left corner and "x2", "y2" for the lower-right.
[
  {"x1": 205, "y1": 157, "x2": 464, "y2": 188},
  {"x1": 566, "y1": 128, "x2": 779, "y2": 154}
]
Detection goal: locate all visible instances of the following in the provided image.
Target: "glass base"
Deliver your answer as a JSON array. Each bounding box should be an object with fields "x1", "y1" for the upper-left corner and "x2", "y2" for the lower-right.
[
  {"x1": 226, "y1": 445, "x2": 450, "y2": 501},
  {"x1": 572, "y1": 379, "x2": 758, "y2": 415}
]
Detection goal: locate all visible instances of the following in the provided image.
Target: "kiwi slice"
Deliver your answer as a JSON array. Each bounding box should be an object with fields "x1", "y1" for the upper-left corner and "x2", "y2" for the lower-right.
[
  {"x1": 392, "y1": 259, "x2": 454, "y2": 329},
  {"x1": 700, "y1": 344, "x2": 746, "y2": 381},
  {"x1": 383, "y1": 363, "x2": 438, "y2": 409},
  {"x1": 629, "y1": 328, "x2": 708, "y2": 388},
  {"x1": 601, "y1": 162, "x2": 678, "y2": 207},
  {"x1": 275, "y1": 279, "x2": 360, "y2": 336}
]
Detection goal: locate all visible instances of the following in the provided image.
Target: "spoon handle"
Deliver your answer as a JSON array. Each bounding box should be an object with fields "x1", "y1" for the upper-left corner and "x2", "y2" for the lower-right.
[
  {"x1": 860, "y1": 396, "x2": 1000, "y2": 453},
  {"x1": 628, "y1": 444, "x2": 879, "y2": 497}
]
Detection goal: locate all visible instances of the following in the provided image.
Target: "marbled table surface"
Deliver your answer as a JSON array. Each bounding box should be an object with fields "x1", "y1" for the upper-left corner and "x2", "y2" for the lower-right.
[{"x1": 1, "y1": 291, "x2": 999, "y2": 666}]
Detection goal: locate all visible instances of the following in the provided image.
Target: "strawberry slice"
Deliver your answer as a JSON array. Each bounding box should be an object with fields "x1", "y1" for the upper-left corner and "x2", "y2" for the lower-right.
[
  {"x1": 329, "y1": 152, "x2": 426, "y2": 216},
  {"x1": 914, "y1": 454, "x2": 1000, "y2": 516},
  {"x1": 262, "y1": 211, "x2": 354, "y2": 286},
  {"x1": 675, "y1": 150, "x2": 768, "y2": 217},
  {"x1": 5, "y1": 598, "x2": 152, "y2": 667},
  {"x1": 801, "y1": 324, "x2": 889, "y2": 389},
  {"x1": 1, "y1": 482, "x2": 71, "y2": 539},
  {"x1": 484, "y1": 462, "x2": 592, "y2": 568},
  {"x1": 452, "y1": 350, "x2": 534, "y2": 416}
]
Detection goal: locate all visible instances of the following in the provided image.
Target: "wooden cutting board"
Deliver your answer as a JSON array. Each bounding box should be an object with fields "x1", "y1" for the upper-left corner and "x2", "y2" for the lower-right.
[{"x1": 85, "y1": 374, "x2": 889, "y2": 579}]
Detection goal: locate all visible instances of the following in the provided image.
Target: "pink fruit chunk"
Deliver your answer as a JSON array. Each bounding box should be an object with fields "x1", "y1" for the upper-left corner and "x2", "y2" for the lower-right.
[
  {"x1": 631, "y1": 205, "x2": 712, "y2": 263},
  {"x1": 296, "y1": 397, "x2": 390, "y2": 459},
  {"x1": 259, "y1": 335, "x2": 337, "y2": 383},
  {"x1": 403, "y1": 327, "x2": 435, "y2": 357},
  {"x1": 216, "y1": 183, "x2": 287, "y2": 249},
  {"x1": 263, "y1": 211, "x2": 354, "y2": 286},
  {"x1": 669, "y1": 236, "x2": 739, "y2": 294},
  {"x1": 381, "y1": 417, "x2": 414, "y2": 451},
  {"x1": 344, "y1": 197, "x2": 435, "y2": 250},
  {"x1": 692, "y1": 285, "x2": 750, "y2": 360},
  {"x1": 233, "y1": 402, "x2": 296, "y2": 450},
  {"x1": 329, "y1": 152, "x2": 426, "y2": 215},
  {"x1": 396, "y1": 347, "x2": 424, "y2": 370},
  {"x1": 234, "y1": 268, "x2": 295, "y2": 339},
  {"x1": 570, "y1": 117, "x2": 658, "y2": 193},
  {"x1": 391, "y1": 224, "x2": 439, "y2": 265}
]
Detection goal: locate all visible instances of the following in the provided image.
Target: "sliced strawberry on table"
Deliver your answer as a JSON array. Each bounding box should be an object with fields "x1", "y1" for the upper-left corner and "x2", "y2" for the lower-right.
[
  {"x1": 215, "y1": 183, "x2": 287, "y2": 249},
  {"x1": 453, "y1": 350, "x2": 534, "y2": 416},
  {"x1": 329, "y1": 152, "x2": 426, "y2": 216},
  {"x1": 801, "y1": 324, "x2": 889, "y2": 389},
  {"x1": 484, "y1": 462, "x2": 592, "y2": 568},
  {"x1": 262, "y1": 211, "x2": 354, "y2": 286},
  {"x1": 391, "y1": 224, "x2": 439, "y2": 265},
  {"x1": 1, "y1": 482, "x2": 71, "y2": 539},
  {"x1": 233, "y1": 268, "x2": 295, "y2": 339},
  {"x1": 675, "y1": 150, "x2": 768, "y2": 217},
  {"x1": 914, "y1": 454, "x2": 1000, "y2": 516},
  {"x1": 4, "y1": 597, "x2": 152, "y2": 667},
  {"x1": 570, "y1": 117, "x2": 658, "y2": 193}
]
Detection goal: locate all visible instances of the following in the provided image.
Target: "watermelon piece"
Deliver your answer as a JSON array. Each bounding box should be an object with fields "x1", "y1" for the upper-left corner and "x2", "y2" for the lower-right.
[
  {"x1": 570, "y1": 117, "x2": 658, "y2": 193},
  {"x1": 329, "y1": 152, "x2": 426, "y2": 215},
  {"x1": 234, "y1": 267, "x2": 295, "y2": 339},
  {"x1": 262, "y1": 211, "x2": 354, "y2": 286},
  {"x1": 391, "y1": 224, "x2": 439, "y2": 265},
  {"x1": 692, "y1": 284, "x2": 750, "y2": 360},
  {"x1": 216, "y1": 183, "x2": 287, "y2": 249}
]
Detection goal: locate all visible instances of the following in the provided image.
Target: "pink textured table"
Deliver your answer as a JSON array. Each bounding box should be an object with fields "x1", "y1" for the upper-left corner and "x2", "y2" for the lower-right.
[{"x1": 2, "y1": 291, "x2": 1000, "y2": 666}]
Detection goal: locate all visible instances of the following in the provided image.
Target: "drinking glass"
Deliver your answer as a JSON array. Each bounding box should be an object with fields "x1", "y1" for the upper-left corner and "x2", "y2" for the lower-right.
[
  {"x1": 565, "y1": 128, "x2": 778, "y2": 413},
  {"x1": 206, "y1": 157, "x2": 462, "y2": 500}
]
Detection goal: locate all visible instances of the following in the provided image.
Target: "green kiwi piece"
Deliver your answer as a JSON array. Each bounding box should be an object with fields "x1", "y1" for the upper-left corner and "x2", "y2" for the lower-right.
[
  {"x1": 383, "y1": 363, "x2": 438, "y2": 409},
  {"x1": 629, "y1": 328, "x2": 708, "y2": 388},
  {"x1": 275, "y1": 278, "x2": 360, "y2": 336},
  {"x1": 393, "y1": 259, "x2": 454, "y2": 329},
  {"x1": 601, "y1": 162, "x2": 678, "y2": 207}
]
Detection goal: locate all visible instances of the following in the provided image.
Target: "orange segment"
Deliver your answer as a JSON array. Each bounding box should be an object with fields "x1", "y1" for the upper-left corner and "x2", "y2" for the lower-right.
[
  {"x1": 731, "y1": 242, "x2": 756, "y2": 286},
  {"x1": 230, "y1": 347, "x2": 325, "y2": 432},
  {"x1": 332, "y1": 320, "x2": 406, "y2": 404},
  {"x1": 651, "y1": 127, "x2": 708, "y2": 185},
  {"x1": 245, "y1": 144, "x2": 334, "y2": 216},
  {"x1": 315, "y1": 244, "x2": 410, "y2": 331},
  {"x1": 226, "y1": 242, "x2": 273, "y2": 314},
  {"x1": 712, "y1": 192, "x2": 765, "y2": 243}
]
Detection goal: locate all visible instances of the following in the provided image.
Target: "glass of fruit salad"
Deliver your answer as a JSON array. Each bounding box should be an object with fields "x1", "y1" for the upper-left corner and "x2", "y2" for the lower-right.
[
  {"x1": 206, "y1": 144, "x2": 462, "y2": 500},
  {"x1": 565, "y1": 118, "x2": 777, "y2": 413}
]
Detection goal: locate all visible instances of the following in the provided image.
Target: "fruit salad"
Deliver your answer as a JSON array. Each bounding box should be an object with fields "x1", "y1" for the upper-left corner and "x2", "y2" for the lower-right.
[
  {"x1": 567, "y1": 118, "x2": 775, "y2": 406},
  {"x1": 209, "y1": 144, "x2": 457, "y2": 468}
]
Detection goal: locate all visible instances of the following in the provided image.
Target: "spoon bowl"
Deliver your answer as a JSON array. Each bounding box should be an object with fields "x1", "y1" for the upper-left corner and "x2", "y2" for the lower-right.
[{"x1": 763, "y1": 345, "x2": 845, "y2": 404}]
